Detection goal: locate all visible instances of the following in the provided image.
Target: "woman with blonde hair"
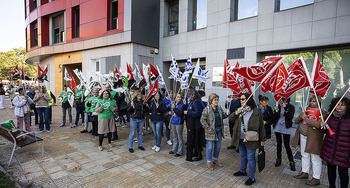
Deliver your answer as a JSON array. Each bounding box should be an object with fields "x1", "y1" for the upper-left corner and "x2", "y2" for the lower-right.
[{"x1": 200, "y1": 93, "x2": 230, "y2": 170}]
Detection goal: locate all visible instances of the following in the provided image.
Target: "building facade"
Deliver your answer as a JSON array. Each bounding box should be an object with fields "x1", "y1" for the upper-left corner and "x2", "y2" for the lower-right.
[{"x1": 26, "y1": 0, "x2": 350, "y2": 109}]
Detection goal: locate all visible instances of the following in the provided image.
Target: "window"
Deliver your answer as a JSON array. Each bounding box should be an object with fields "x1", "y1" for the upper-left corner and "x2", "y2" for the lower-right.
[
  {"x1": 32, "y1": 0, "x2": 37, "y2": 10},
  {"x1": 52, "y1": 13, "x2": 65, "y2": 44},
  {"x1": 168, "y1": 1, "x2": 179, "y2": 36},
  {"x1": 96, "y1": 61, "x2": 100, "y2": 72},
  {"x1": 275, "y1": 0, "x2": 314, "y2": 11},
  {"x1": 189, "y1": 0, "x2": 207, "y2": 31},
  {"x1": 73, "y1": 6, "x2": 80, "y2": 38},
  {"x1": 110, "y1": 0, "x2": 118, "y2": 30},
  {"x1": 230, "y1": 0, "x2": 258, "y2": 21},
  {"x1": 33, "y1": 23, "x2": 38, "y2": 46}
]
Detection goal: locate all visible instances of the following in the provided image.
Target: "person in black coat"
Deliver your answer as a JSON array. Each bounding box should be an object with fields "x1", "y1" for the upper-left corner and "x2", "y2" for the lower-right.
[
  {"x1": 149, "y1": 92, "x2": 167, "y2": 152},
  {"x1": 258, "y1": 95, "x2": 274, "y2": 139},
  {"x1": 185, "y1": 88, "x2": 205, "y2": 161}
]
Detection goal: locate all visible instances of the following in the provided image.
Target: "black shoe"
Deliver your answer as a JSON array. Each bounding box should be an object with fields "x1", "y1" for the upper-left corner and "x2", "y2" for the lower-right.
[
  {"x1": 80, "y1": 130, "x2": 87, "y2": 133},
  {"x1": 245, "y1": 178, "x2": 256, "y2": 186},
  {"x1": 169, "y1": 151, "x2": 175, "y2": 154},
  {"x1": 233, "y1": 171, "x2": 247, "y2": 176},
  {"x1": 236, "y1": 149, "x2": 239, "y2": 153},
  {"x1": 227, "y1": 145, "x2": 236, "y2": 149},
  {"x1": 138, "y1": 146, "x2": 145, "y2": 151},
  {"x1": 186, "y1": 158, "x2": 193, "y2": 162},
  {"x1": 193, "y1": 153, "x2": 203, "y2": 161},
  {"x1": 88, "y1": 130, "x2": 92, "y2": 133},
  {"x1": 129, "y1": 148, "x2": 134, "y2": 153},
  {"x1": 175, "y1": 154, "x2": 182, "y2": 157},
  {"x1": 275, "y1": 159, "x2": 282, "y2": 167},
  {"x1": 290, "y1": 162, "x2": 296, "y2": 171},
  {"x1": 111, "y1": 137, "x2": 118, "y2": 141}
]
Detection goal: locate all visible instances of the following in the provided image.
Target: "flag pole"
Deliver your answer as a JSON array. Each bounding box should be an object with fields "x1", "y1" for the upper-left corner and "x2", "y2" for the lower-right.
[{"x1": 325, "y1": 86, "x2": 350, "y2": 123}]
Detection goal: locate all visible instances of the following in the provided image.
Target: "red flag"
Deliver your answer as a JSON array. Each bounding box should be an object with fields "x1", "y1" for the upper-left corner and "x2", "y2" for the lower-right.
[
  {"x1": 126, "y1": 63, "x2": 135, "y2": 80},
  {"x1": 223, "y1": 59, "x2": 240, "y2": 92},
  {"x1": 310, "y1": 53, "x2": 331, "y2": 97},
  {"x1": 144, "y1": 79, "x2": 159, "y2": 103},
  {"x1": 9, "y1": 64, "x2": 19, "y2": 76},
  {"x1": 20, "y1": 66, "x2": 25, "y2": 79},
  {"x1": 70, "y1": 74, "x2": 77, "y2": 93},
  {"x1": 237, "y1": 74, "x2": 253, "y2": 94},
  {"x1": 114, "y1": 65, "x2": 121, "y2": 80},
  {"x1": 231, "y1": 57, "x2": 283, "y2": 82},
  {"x1": 274, "y1": 58, "x2": 311, "y2": 101},
  {"x1": 272, "y1": 63, "x2": 289, "y2": 94},
  {"x1": 305, "y1": 107, "x2": 321, "y2": 121},
  {"x1": 149, "y1": 63, "x2": 159, "y2": 81}
]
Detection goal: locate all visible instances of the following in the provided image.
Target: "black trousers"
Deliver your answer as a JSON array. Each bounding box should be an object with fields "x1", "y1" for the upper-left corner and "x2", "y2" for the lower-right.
[
  {"x1": 327, "y1": 162, "x2": 349, "y2": 188},
  {"x1": 91, "y1": 116, "x2": 98, "y2": 136},
  {"x1": 275, "y1": 132, "x2": 294, "y2": 162},
  {"x1": 186, "y1": 117, "x2": 195, "y2": 160},
  {"x1": 48, "y1": 106, "x2": 52, "y2": 123},
  {"x1": 229, "y1": 121, "x2": 234, "y2": 138},
  {"x1": 99, "y1": 132, "x2": 112, "y2": 146}
]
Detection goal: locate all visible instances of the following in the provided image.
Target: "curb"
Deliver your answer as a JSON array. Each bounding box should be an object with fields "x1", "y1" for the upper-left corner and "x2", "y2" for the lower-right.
[{"x1": 0, "y1": 164, "x2": 22, "y2": 188}]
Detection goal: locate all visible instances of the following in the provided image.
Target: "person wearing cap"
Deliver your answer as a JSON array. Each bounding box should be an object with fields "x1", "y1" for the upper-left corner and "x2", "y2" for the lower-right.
[{"x1": 13, "y1": 87, "x2": 33, "y2": 131}]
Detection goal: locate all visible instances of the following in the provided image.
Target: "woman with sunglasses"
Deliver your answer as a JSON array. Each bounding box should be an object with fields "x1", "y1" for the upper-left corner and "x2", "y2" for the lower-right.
[
  {"x1": 272, "y1": 97, "x2": 296, "y2": 171},
  {"x1": 320, "y1": 97, "x2": 350, "y2": 188},
  {"x1": 229, "y1": 93, "x2": 265, "y2": 186}
]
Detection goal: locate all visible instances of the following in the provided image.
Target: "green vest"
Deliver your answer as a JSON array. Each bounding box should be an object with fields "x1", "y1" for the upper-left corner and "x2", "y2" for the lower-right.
[
  {"x1": 96, "y1": 99, "x2": 116, "y2": 119},
  {"x1": 89, "y1": 96, "x2": 99, "y2": 113}
]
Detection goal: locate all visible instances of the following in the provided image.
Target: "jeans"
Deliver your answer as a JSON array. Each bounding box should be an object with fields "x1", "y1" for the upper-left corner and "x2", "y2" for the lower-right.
[
  {"x1": 275, "y1": 132, "x2": 294, "y2": 162},
  {"x1": 62, "y1": 107, "x2": 72, "y2": 125},
  {"x1": 164, "y1": 115, "x2": 171, "y2": 141},
  {"x1": 151, "y1": 121, "x2": 164, "y2": 147},
  {"x1": 171, "y1": 124, "x2": 184, "y2": 155},
  {"x1": 206, "y1": 127, "x2": 222, "y2": 162},
  {"x1": 129, "y1": 118, "x2": 144, "y2": 148},
  {"x1": 37, "y1": 107, "x2": 50, "y2": 131},
  {"x1": 119, "y1": 115, "x2": 126, "y2": 125},
  {"x1": 75, "y1": 105, "x2": 85, "y2": 125},
  {"x1": 48, "y1": 106, "x2": 52, "y2": 123},
  {"x1": 84, "y1": 113, "x2": 89, "y2": 130},
  {"x1": 239, "y1": 139, "x2": 256, "y2": 179}
]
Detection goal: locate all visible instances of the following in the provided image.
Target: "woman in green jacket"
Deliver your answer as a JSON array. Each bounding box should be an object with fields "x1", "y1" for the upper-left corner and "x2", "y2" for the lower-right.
[
  {"x1": 229, "y1": 93, "x2": 266, "y2": 186},
  {"x1": 95, "y1": 90, "x2": 117, "y2": 151}
]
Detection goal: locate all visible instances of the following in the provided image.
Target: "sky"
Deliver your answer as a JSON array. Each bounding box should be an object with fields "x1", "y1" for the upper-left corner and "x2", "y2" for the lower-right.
[{"x1": 0, "y1": 0, "x2": 25, "y2": 52}]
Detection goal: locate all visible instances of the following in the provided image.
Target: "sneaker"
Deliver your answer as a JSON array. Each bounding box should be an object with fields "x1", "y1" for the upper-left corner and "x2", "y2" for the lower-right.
[
  {"x1": 60, "y1": 123, "x2": 65, "y2": 127},
  {"x1": 88, "y1": 130, "x2": 92, "y2": 133},
  {"x1": 98, "y1": 146, "x2": 103, "y2": 151},
  {"x1": 129, "y1": 148, "x2": 134, "y2": 153},
  {"x1": 108, "y1": 144, "x2": 113, "y2": 148},
  {"x1": 39, "y1": 130, "x2": 43, "y2": 133},
  {"x1": 169, "y1": 151, "x2": 175, "y2": 154},
  {"x1": 111, "y1": 137, "x2": 118, "y2": 141},
  {"x1": 152, "y1": 145, "x2": 156, "y2": 150},
  {"x1": 80, "y1": 130, "x2": 88, "y2": 133},
  {"x1": 70, "y1": 123, "x2": 73, "y2": 128},
  {"x1": 167, "y1": 140, "x2": 173, "y2": 146},
  {"x1": 245, "y1": 178, "x2": 256, "y2": 186},
  {"x1": 122, "y1": 125, "x2": 127, "y2": 128},
  {"x1": 47, "y1": 130, "x2": 50, "y2": 132},
  {"x1": 138, "y1": 146, "x2": 145, "y2": 151},
  {"x1": 227, "y1": 145, "x2": 236, "y2": 149},
  {"x1": 233, "y1": 171, "x2": 247, "y2": 176},
  {"x1": 175, "y1": 153, "x2": 182, "y2": 157},
  {"x1": 155, "y1": 146, "x2": 160, "y2": 152}
]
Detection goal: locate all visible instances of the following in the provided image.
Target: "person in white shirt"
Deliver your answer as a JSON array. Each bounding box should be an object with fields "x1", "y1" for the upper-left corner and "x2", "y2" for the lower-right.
[{"x1": 12, "y1": 87, "x2": 33, "y2": 132}]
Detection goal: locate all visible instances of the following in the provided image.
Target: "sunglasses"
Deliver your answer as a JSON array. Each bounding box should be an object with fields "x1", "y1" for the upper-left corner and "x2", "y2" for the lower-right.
[{"x1": 240, "y1": 98, "x2": 246, "y2": 101}]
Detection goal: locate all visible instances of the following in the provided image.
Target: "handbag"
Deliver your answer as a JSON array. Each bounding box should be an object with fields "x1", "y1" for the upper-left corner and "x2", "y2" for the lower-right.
[
  {"x1": 257, "y1": 147, "x2": 266, "y2": 172},
  {"x1": 241, "y1": 116, "x2": 259, "y2": 141}
]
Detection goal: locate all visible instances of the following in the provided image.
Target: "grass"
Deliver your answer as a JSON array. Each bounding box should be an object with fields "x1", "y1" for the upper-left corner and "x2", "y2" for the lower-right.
[{"x1": 0, "y1": 171, "x2": 16, "y2": 188}]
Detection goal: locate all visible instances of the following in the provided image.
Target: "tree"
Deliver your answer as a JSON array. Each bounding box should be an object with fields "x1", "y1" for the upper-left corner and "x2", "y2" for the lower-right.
[{"x1": 0, "y1": 48, "x2": 37, "y2": 80}]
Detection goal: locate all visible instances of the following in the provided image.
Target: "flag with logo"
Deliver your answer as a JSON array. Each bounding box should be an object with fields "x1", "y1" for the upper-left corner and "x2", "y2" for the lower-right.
[
  {"x1": 144, "y1": 79, "x2": 159, "y2": 103},
  {"x1": 70, "y1": 74, "x2": 77, "y2": 93},
  {"x1": 231, "y1": 57, "x2": 283, "y2": 82},
  {"x1": 149, "y1": 63, "x2": 159, "y2": 81},
  {"x1": 135, "y1": 64, "x2": 146, "y2": 87},
  {"x1": 261, "y1": 63, "x2": 288, "y2": 94},
  {"x1": 223, "y1": 59, "x2": 240, "y2": 92},
  {"x1": 126, "y1": 63, "x2": 136, "y2": 88},
  {"x1": 184, "y1": 55, "x2": 195, "y2": 76},
  {"x1": 156, "y1": 65, "x2": 166, "y2": 85},
  {"x1": 169, "y1": 55, "x2": 179, "y2": 79},
  {"x1": 309, "y1": 53, "x2": 331, "y2": 97}
]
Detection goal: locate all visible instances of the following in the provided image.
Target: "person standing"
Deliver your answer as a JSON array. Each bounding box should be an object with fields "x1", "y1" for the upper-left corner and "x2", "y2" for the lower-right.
[
  {"x1": 169, "y1": 93, "x2": 186, "y2": 157},
  {"x1": 60, "y1": 85, "x2": 73, "y2": 127},
  {"x1": 0, "y1": 84, "x2": 5, "y2": 109},
  {"x1": 127, "y1": 91, "x2": 147, "y2": 153},
  {"x1": 320, "y1": 97, "x2": 350, "y2": 188},
  {"x1": 95, "y1": 90, "x2": 117, "y2": 151},
  {"x1": 74, "y1": 86, "x2": 85, "y2": 127},
  {"x1": 81, "y1": 92, "x2": 92, "y2": 133},
  {"x1": 86, "y1": 89, "x2": 100, "y2": 136},
  {"x1": 292, "y1": 95, "x2": 325, "y2": 186},
  {"x1": 258, "y1": 95, "x2": 274, "y2": 140},
  {"x1": 33, "y1": 86, "x2": 51, "y2": 132},
  {"x1": 163, "y1": 91, "x2": 173, "y2": 146},
  {"x1": 27, "y1": 86, "x2": 38, "y2": 125},
  {"x1": 185, "y1": 89, "x2": 205, "y2": 162},
  {"x1": 46, "y1": 89, "x2": 56, "y2": 124},
  {"x1": 150, "y1": 92, "x2": 166, "y2": 152},
  {"x1": 227, "y1": 96, "x2": 241, "y2": 149},
  {"x1": 13, "y1": 87, "x2": 33, "y2": 131},
  {"x1": 230, "y1": 93, "x2": 266, "y2": 186},
  {"x1": 200, "y1": 93, "x2": 230, "y2": 171},
  {"x1": 8, "y1": 85, "x2": 16, "y2": 108},
  {"x1": 272, "y1": 97, "x2": 296, "y2": 171}
]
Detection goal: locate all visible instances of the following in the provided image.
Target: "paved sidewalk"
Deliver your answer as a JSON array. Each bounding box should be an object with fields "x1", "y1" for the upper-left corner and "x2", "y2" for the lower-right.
[{"x1": 0, "y1": 96, "x2": 329, "y2": 187}]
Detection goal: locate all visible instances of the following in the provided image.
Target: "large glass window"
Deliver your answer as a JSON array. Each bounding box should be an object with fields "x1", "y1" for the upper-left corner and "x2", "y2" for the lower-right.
[
  {"x1": 259, "y1": 48, "x2": 350, "y2": 121},
  {"x1": 52, "y1": 13, "x2": 65, "y2": 44},
  {"x1": 168, "y1": 1, "x2": 179, "y2": 36},
  {"x1": 110, "y1": 0, "x2": 118, "y2": 30},
  {"x1": 275, "y1": 0, "x2": 314, "y2": 12},
  {"x1": 73, "y1": 6, "x2": 80, "y2": 38},
  {"x1": 231, "y1": 0, "x2": 258, "y2": 21},
  {"x1": 191, "y1": 0, "x2": 207, "y2": 30}
]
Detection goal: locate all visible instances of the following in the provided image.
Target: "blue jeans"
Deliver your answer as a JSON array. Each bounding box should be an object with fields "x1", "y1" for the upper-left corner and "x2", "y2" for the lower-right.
[
  {"x1": 62, "y1": 107, "x2": 72, "y2": 124},
  {"x1": 37, "y1": 107, "x2": 50, "y2": 131},
  {"x1": 151, "y1": 121, "x2": 164, "y2": 147},
  {"x1": 238, "y1": 139, "x2": 257, "y2": 179},
  {"x1": 129, "y1": 118, "x2": 144, "y2": 148},
  {"x1": 164, "y1": 115, "x2": 171, "y2": 141},
  {"x1": 206, "y1": 127, "x2": 222, "y2": 162},
  {"x1": 75, "y1": 105, "x2": 85, "y2": 125}
]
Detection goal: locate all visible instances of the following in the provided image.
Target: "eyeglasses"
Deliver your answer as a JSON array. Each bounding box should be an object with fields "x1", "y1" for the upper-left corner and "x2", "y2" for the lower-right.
[{"x1": 240, "y1": 98, "x2": 246, "y2": 101}]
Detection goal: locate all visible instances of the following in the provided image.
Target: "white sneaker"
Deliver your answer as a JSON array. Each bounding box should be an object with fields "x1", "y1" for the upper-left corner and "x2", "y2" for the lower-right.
[
  {"x1": 167, "y1": 140, "x2": 173, "y2": 146},
  {"x1": 152, "y1": 145, "x2": 156, "y2": 150},
  {"x1": 47, "y1": 130, "x2": 50, "y2": 132},
  {"x1": 155, "y1": 146, "x2": 160, "y2": 152}
]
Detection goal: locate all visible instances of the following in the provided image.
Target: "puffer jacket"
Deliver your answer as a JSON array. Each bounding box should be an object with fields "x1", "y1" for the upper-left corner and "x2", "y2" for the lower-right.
[
  {"x1": 200, "y1": 105, "x2": 228, "y2": 141},
  {"x1": 320, "y1": 113, "x2": 350, "y2": 168},
  {"x1": 13, "y1": 95, "x2": 33, "y2": 117},
  {"x1": 128, "y1": 100, "x2": 148, "y2": 119}
]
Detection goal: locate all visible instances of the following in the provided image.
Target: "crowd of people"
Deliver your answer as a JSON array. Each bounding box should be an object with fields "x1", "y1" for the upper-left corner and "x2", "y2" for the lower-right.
[{"x1": 1, "y1": 82, "x2": 349, "y2": 187}]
